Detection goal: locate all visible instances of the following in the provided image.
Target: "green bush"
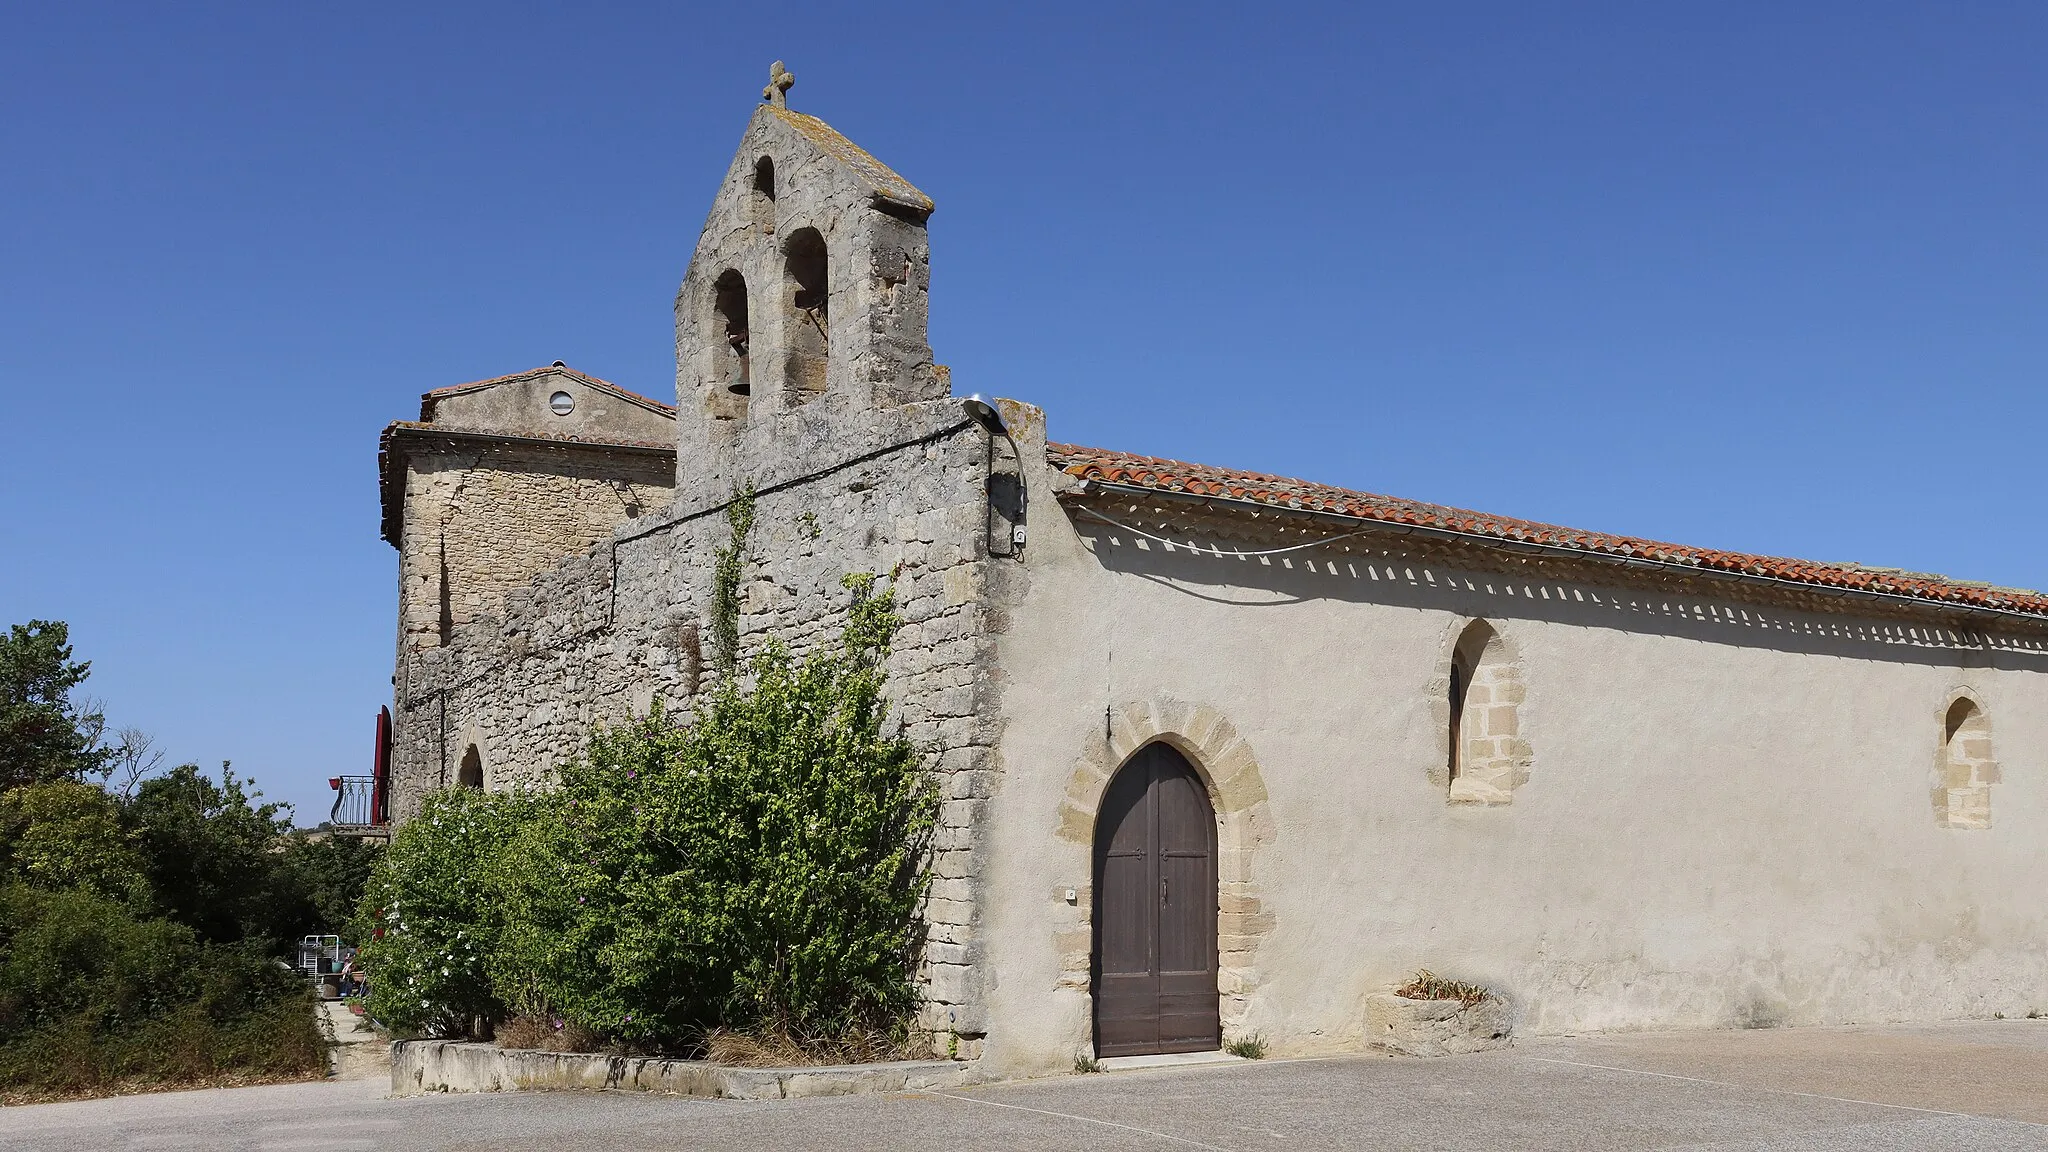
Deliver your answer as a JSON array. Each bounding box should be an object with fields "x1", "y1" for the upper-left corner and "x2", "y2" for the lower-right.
[
  {"x1": 0, "y1": 618, "x2": 356, "y2": 1097},
  {"x1": 0, "y1": 883, "x2": 324, "y2": 1095},
  {"x1": 362, "y1": 573, "x2": 938, "y2": 1051},
  {"x1": 489, "y1": 575, "x2": 935, "y2": 1045},
  {"x1": 354, "y1": 787, "x2": 533, "y2": 1037}
]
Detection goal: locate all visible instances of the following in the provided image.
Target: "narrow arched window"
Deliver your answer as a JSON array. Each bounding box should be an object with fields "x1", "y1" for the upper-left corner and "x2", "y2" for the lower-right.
[
  {"x1": 781, "y1": 227, "x2": 829, "y2": 399},
  {"x1": 1936, "y1": 697, "x2": 1997, "y2": 829},
  {"x1": 713, "y1": 269, "x2": 750, "y2": 401},
  {"x1": 1447, "y1": 648, "x2": 1470, "y2": 787},
  {"x1": 750, "y1": 157, "x2": 776, "y2": 232},
  {"x1": 1445, "y1": 620, "x2": 1530, "y2": 805},
  {"x1": 456, "y1": 745, "x2": 483, "y2": 790}
]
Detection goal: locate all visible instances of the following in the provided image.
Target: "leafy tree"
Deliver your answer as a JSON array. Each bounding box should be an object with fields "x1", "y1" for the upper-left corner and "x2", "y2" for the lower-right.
[
  {"x1": 0, "y1": 782, "x2": 148, "y2": 904},
  {"x1": 0, "y1": 623, "x2": 339, "y2": 1096},
  {"x1": 0, "y1": 622, "x2": 111, "y2": 791},
  {"x1": 273, "y1": 834, "x2": 382, "y2": 938},
  {"x1": 126, "y1": 763, "x2": 294, "y2": 949}
]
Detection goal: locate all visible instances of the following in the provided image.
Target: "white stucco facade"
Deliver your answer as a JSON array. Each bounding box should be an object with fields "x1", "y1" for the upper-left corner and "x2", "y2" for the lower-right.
[{"x1": 968, "y1": 436, "x2": 2048, "y2": 1073}]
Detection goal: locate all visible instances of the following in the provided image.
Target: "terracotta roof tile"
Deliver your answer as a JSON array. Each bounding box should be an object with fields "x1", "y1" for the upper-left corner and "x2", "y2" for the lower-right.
[{"x1": 1048, "y1": 442, "x2": 2048, "y2": 620}]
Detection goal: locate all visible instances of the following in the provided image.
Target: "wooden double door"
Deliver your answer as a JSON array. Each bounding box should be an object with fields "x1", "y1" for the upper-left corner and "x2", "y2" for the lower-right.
[{"x1": 1093, "y1": 743, "x2": 1220, "y2": 1057}]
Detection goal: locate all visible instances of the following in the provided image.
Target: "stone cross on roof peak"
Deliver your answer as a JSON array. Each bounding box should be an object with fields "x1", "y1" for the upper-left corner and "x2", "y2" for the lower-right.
[{"x1": 763, "y1": 61, "x2": 794, "y2": 109}]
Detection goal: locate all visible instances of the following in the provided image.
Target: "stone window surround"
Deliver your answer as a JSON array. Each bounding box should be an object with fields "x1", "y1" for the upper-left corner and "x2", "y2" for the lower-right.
[
  {"x1": 1428, "y1": 617, "x2": 1534, "y2": 804},
  {"x1": 1935, "y1": 687, "x2": 1998, "y2": 830},
  {"x1": 1054, "y1": 696, "x2": 1276, "y2": 1044}
]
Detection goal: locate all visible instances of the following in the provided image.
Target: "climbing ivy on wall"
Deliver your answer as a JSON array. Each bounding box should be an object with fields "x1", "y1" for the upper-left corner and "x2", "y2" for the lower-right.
[{"x1": 709, "y1": 485, "x2": 755, "y2": 677}]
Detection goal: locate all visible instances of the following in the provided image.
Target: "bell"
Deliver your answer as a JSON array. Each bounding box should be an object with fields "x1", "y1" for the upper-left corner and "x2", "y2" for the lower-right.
[{"x1": 724, "y1": 332, "x2": 750, "y2": 395}]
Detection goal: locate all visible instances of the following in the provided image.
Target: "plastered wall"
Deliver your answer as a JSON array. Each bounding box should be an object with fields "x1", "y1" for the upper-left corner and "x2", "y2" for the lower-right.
[{"x1": 975, "y1": 468, "x2": 2048, "y2": 1074}]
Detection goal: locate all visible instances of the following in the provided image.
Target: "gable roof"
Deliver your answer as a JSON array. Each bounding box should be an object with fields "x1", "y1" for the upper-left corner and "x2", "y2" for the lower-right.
[
  {"x1": 769, "y1": 107, "x2": 935, "y2": 216},
  {"x1": 1048, "y1": 442, "x2": 2048, "y2": 622},
  {"x1": 421, "y1": 364, "x2": 675, "y2": 421}
]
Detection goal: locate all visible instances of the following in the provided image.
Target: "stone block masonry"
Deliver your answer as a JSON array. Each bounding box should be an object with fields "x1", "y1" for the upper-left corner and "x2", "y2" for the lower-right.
[
  {"x1": 391, "y1": 396, "x2": 1022, "y2": 1046},
  {"x1": 394, "y1": 439, "x2": 674, "y2": 649},
  {"x1": 387, "y1": 87, "x2": 1019, "y2": 1049}
]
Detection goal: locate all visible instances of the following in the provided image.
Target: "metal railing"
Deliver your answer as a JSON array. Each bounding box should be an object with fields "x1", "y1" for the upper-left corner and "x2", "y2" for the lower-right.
[{"x1": 328, "y1": 775, "x2": 384, "y2": 831}]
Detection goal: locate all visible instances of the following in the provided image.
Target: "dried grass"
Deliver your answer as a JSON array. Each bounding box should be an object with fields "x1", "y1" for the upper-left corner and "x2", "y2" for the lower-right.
[
  {"x1": 0, "y1": 1067, "x2": 327, "y2": 1107},
  {"x1": 703, "y1": 1024, "x2": 934, "y2": 1068},
  {"x1": 1394, "y1": 969, "x2": 1492, "y2": 1007},
  {"x1": 0, "y1": 997, "x2": 329, "y2": 1102},
  {"x1": 494, "y1": 1014, "x2": 601, "y2": 1053}
]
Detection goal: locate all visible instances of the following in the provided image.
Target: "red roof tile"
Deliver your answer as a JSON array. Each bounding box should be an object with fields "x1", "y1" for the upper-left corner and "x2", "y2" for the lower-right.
[{"x1": 1048, "y1": 442, "x2": 2048, "y2": 620}]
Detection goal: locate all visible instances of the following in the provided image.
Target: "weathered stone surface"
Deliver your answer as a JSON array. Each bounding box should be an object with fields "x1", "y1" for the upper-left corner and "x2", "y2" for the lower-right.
[
  {"x1": 386, "y1": 92, "x2": 1008, "y2": 1040},
  {"x1": 390, "y1": 1041, "x2": 978, "y2": 1098},
  {"x1": 1364, "y1": 994, "x2": 1513, "y2": 1058}
]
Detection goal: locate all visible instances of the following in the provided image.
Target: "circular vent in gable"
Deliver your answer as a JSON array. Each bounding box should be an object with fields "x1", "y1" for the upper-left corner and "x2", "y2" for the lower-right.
[{"x1": 548, "y1": 391, "x2": 574, "y2": 416}]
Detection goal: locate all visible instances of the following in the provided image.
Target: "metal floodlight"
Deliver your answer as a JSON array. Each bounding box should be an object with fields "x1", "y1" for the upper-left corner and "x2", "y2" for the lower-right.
[{"x1": 962, "y1": 394, "x2": 1006, "y2": 436}]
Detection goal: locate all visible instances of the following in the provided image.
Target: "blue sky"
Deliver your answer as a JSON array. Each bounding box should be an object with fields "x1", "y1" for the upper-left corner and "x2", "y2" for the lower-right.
[{"x1": 4, "y1": 3, "x2": 2044, "y2": 822}]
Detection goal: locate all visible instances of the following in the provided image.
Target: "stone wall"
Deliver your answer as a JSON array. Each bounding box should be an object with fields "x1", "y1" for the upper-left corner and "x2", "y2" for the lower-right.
[
  {"x1": 1935, "y1": 691, "x2": 1999, "y2": 828},
  {"x1": 388, "y1": 91, "x2": 1013, "y2": 1049},
  {"x1": 393, "y1": 438, "x2": 674, "y2": 649},
  {"x1": 390, "y1": 396, "x2": 1029, "y2": 1051},
  {"x1": 422, "y1": 365, "x2": 674, "y2": 444}
]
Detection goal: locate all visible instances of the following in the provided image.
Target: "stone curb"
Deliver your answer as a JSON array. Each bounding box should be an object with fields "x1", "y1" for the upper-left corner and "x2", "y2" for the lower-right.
[{"x1": 391, "y1": 1040, "x2": 982, "y2": 1099}]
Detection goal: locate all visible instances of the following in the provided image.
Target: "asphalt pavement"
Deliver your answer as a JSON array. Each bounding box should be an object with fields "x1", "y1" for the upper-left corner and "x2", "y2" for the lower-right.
[{"x1": 5, "y1": 1019, "x2": 2047, "y2": 1150}]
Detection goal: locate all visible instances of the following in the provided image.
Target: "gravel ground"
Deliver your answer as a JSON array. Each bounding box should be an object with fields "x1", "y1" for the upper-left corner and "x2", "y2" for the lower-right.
[{"x1": 5, "y1": 1020, "x2": 2047, "y2": 1151}]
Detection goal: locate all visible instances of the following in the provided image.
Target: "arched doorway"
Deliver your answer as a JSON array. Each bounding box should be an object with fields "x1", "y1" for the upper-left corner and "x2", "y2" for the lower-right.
[{"x1": 1093, "y1": 742, "x2": 1219, "y2": 1057}]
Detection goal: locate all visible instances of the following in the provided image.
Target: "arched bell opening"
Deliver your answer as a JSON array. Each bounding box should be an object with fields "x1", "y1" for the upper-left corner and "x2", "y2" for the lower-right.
[
  {"x1": 781, "y1": 227, "x2": 829, "y2": 401},
  {"x1": 709, "y1": 269, "x2": 751, "y2": 419}
]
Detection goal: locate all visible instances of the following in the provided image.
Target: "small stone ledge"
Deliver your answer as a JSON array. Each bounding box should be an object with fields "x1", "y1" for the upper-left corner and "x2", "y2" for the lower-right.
[
  {"x1": 1364, "y1": 993, "x2": 1513, "y2": 1057},
  {"x1": 391, "y1": 1040, "x2": 981, "y2": 1099}
]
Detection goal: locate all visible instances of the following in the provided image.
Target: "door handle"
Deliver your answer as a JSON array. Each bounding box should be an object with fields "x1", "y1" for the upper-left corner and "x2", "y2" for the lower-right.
[{"x1": 1161, "y1": 875, "x2": 1169, "y2": 905}]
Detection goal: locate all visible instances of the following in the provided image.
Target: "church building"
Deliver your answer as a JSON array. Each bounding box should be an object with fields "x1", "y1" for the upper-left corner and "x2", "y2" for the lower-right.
[{"x1": 377, "y1": 69, "x2": 2048, "y2": 1073}]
